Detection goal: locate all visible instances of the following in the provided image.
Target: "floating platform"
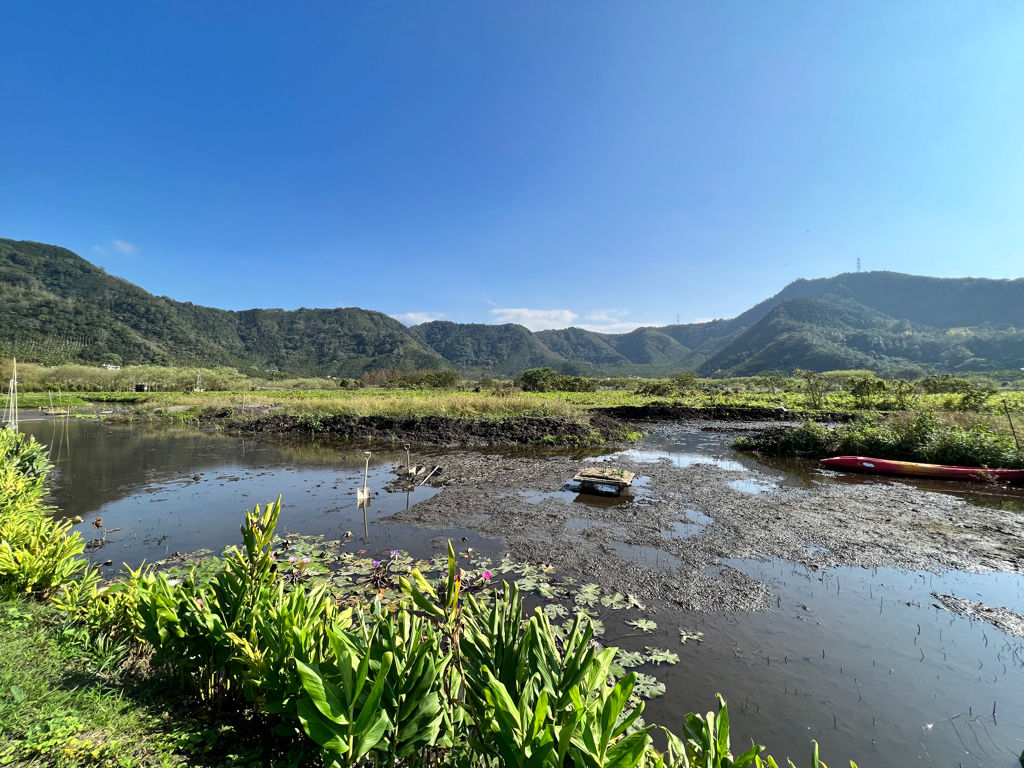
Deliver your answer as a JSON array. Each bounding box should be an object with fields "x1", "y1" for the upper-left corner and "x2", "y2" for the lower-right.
[{"x1": 572, "y1": 467, "x2": 635, "y2": 495}]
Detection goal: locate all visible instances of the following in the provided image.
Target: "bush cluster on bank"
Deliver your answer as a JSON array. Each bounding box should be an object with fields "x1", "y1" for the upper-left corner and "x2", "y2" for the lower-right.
[{"x1": 735, "y1": 412, "x2": 1024, "y2": 469}]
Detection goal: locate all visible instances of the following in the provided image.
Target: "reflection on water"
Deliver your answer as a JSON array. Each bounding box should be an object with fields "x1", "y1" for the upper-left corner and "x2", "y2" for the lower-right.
[
  {"x1": 509, "y1": 476, "x2": 651, "y2": 509},
  {"x1": 627, "y1": 560, "x2": 1024, "y2": 767},
  {"x1": 600, "y1": 429, "x2": 749, "y2": 472},
  {"x1": 727, "y1": 477, "x2": 778, "y2": 494},
  {"x1": 605, "y1": 541, "x2": 681, "y2": 572},
  {"x1": 21, "y1": 419, "x2": 500, "y2": 568},
  {"x1": 663, "y1": 509, "x2": 713, "y2": 538}
]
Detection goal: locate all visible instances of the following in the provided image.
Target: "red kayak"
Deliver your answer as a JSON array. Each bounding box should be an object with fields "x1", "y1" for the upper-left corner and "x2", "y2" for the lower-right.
[{"x1": 820, "y1": 456, "x2": 1024, "y2": 483}]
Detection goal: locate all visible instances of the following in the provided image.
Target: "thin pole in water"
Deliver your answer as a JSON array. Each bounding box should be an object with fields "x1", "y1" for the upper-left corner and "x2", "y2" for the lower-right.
[{"x1": 1003, "y1": 399, "x2": 1020, "y2": 452}]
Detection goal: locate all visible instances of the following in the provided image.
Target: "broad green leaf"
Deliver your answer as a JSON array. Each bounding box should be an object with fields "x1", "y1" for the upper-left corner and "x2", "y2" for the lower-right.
[
  {"x1": 633, "y1": 673, "x2": 665, "y2": 699},
  {"x1": 600, "y1": 592, "x2": 627, "y2": 610},
  {"x1": 679, "y1": 628, "x2": 704, "y2": 644},
  {"x1": 644, "y1": 647, "x2": 679, "y2": 665},
  {"x1": 615, "y1": 650, "x2": 645, "y2": 668},
  {"x1": 575, "y1": 583, "x2": 601, "y2": 608},
  {"x1": 626, "y1": 618, "x2": 657, "y2": 634}
]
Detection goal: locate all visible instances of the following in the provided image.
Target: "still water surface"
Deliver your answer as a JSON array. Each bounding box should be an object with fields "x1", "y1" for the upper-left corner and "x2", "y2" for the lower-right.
[{"x1": 22, "y1": 419, "x2": 1024, "y2": 767}]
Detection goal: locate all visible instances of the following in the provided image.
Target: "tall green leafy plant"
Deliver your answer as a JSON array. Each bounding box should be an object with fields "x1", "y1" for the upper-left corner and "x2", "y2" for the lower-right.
[{"x1": 0, "y1": 430, "x2": 88, "y2": 598}]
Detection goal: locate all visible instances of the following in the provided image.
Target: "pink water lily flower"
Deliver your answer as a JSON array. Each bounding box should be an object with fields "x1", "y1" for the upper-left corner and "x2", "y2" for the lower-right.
[
  {"x1": 288, "y1": 556, "x2": 297, "y2": 563},
  {"x1": 482, "y1": 571, "x2": 492, "y2": 580}
]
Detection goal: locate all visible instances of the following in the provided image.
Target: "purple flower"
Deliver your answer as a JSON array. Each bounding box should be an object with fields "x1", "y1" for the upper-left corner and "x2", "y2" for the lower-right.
[
  {"x1": 288, "y1": 556, "x2": 297, "y2": 563},
  {"x1": 389, "y1": 550, "x2": 400, "y2": 559},
  {"x1": 482, "y1": 571, "x2": 492, "y2": 580},
  {"x1": 372, "y1": 560, "x2": 381, "y2": 567},
  {"x1": 269, "y1": 553, "x2": 276, "y2": 561},
  {"x1": 589, "y1": 640, "x2": 602, "y2": 650},
  {"x1": 196, "y1": 599, "x2": 204, "y2": 608}
]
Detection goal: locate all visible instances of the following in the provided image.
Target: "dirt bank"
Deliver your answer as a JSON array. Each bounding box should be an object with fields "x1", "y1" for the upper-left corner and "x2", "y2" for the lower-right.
[
  {"x1": 385, "y1": 423, "x2": 1024, "y2": 613},
  {"x1": 201, "y1": 410, "x2": 633, "y2": 447},
  {"x1": 596, "y1": 404, "x2": 854, "y2": 422}
]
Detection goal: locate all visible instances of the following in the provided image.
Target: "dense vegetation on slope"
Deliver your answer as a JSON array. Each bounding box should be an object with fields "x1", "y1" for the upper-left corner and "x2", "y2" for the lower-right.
[
  {"x1": 0, "y1": 239, "x2": 447, "y2": 376},
  {"x1": 2, "y1": 238, "x2": 1022, "y2": 377},
  {"x1": 408, "y1": 320, "x2": 565, "y2": 377}
]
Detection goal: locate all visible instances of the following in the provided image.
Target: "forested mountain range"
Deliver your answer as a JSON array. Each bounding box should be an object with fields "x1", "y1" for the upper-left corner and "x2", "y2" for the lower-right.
[{"x1": 1, "y1": 238, "x2": 1022, "y2": 378}]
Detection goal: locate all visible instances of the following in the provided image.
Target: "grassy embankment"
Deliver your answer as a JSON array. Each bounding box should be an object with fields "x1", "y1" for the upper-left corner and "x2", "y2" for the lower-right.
[{"x1": 1, "y1": 429, "x2": 857, "y2": 767}]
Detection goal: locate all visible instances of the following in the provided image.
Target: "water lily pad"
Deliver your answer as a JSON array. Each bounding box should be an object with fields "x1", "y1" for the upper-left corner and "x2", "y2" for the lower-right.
[
  {"x1": 644, "y1": 647, "x2": 679, "y2": 665},
  {"x1": 543, "y1": 603, "x2": 568, "y2": 621},
  {"x1": 633, "y1": 673, "x2": 665, "y2": 699},
  {"x1": 679, "y1": 628, "x2": 704, "y2": 644},
  {"x1": 575, "y1": 583, "x2": 601, "y2": 608},
  {"x1": 615, "y1": 649, "x2": 645, "y2": 668},
  {"x1": 600, "y1": 592, "x2": 627, "y2": 610},
  {"x1": 626, "y1": 618, "x2": 658, "y2": 634}
]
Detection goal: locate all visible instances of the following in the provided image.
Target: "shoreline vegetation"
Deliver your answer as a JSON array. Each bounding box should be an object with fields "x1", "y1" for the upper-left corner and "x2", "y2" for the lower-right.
[
  {"x1": 734, "y1": 413, "x2": 1024, "y2": 470},
  {"x1": 3, "y1": 361, "x2": 1023, "y2": 454},
  {"x1": 0, "y1": 428, "x2": 859, "y2": 767}
]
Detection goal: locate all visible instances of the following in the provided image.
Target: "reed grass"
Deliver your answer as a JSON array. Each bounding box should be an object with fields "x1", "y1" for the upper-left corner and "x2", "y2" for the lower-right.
[{"x1": 135, "y1": 390, "x2": 586, "y2": 421}]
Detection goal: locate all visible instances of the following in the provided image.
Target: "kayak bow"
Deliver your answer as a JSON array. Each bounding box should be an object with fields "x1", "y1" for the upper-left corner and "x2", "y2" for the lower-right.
[{"x1": 819, "y1": 456, "x2": 1024, "y2": 483}]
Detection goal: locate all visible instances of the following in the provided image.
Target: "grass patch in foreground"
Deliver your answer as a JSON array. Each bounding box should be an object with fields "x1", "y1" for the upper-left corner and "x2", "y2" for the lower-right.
[{"x1": 0, "y1": 599, "x2": 286, "y2": 768}]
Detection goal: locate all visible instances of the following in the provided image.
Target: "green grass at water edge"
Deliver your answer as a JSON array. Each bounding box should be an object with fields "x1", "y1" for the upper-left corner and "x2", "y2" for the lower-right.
[
  {"x1": 735, "y1": 413, "x2": 1024, "y2": 469},
  {"x1": 0, "y1": 599, "x2": 290, "y2": 768}
]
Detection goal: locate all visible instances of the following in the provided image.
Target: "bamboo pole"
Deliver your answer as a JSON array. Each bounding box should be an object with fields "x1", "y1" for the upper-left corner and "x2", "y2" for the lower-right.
[{"x1": 1003, "y1": 399, "x2": 1021, "y2": 452}]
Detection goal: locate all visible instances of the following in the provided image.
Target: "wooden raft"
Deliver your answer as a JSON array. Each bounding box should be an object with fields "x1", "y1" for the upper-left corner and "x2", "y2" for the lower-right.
[{"x1": 572, "y1": 467, "x2": 635, "y2": 495}]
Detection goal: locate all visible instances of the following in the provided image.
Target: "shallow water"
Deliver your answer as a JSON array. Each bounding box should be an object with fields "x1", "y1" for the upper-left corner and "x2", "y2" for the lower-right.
[
  {"x1": 23, "y1": 419, "x2": 1024, "y2": 766},
  {"x1": 24, "y1": 420, "x2": 500, "y2": 567},
  {"x1": 627, "y1": 561, "x2": 1024, "y2": 767}
]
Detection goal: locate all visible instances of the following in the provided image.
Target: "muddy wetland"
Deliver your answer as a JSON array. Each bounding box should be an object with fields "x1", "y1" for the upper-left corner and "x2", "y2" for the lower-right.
[{"x1": 24, "y1": 417, "x2": 1024, "y2": 768}]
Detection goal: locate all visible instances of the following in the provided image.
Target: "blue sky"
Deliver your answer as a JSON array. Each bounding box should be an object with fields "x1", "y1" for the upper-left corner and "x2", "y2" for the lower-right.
[{"x1": 1, "y1": 2, "x2": 1021, "y2": 332}]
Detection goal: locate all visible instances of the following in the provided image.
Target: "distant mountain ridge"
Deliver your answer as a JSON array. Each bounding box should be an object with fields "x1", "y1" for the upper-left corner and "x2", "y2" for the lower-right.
[{"x1": 1, "y1": 238, "x2": 1021, "y2": 377}]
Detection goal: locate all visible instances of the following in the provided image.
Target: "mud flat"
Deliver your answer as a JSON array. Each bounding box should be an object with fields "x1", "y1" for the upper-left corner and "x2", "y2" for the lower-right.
[
  {"x1": 388, "y1": 423, "x2": 1024, "y2": 612},
  {"x1": 933, "y1": 593, "x2": 1024, "y2": 638}
]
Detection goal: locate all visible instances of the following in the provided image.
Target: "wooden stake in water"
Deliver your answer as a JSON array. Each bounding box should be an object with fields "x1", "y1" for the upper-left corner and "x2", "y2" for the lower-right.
[{"x1": 1004, "y1": 399, "x2": 1021, "y2": 452}]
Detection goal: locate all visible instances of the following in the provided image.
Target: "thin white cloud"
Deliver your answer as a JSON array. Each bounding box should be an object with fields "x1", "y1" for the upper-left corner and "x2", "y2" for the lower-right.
[
  {"x1": 391, "y1": 311, "x2": 446, "y2": 326},
  {"x1": 584, "y1": 308, "x2": 629, "y2": 323},
  {"x1": 91, "y1": 245, "x2": 107, "y2": 255},
  {"x1": 690, "y1": 317, "x2": 715, "y2": 324},
  {"x1": 112, "y1": 239, "x2": 137, "y2": 255},
  {"x1": 490, "y1": 308, "x2": 578, "y2": 331},
  {"x1": 576, "y1": 321, "x2": 652, "y2": 334}
]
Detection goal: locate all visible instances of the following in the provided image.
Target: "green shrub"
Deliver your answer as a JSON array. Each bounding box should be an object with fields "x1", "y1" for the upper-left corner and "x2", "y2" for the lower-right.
[
  {"x1": 736, "y1": 413, "x2": 1024, "y2": 468},
  {"x1": 0, "y1": 431, "x2": 88, "y2": 598},
  {"x1": 518, "y1": 367, "x2": 598, "y2": 393}
]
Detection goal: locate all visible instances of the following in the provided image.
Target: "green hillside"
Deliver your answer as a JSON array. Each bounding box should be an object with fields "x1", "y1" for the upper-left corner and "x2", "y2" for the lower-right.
[
  {"x1": 1, "y1": 238, "x2": 1021, "y2": 378},
  {"x1": 0, "y1": 239, "x2": 447, "y2": 376},
  {"x1": 699, "y1": 296, "x2": 1023, "y2": 376},
  {"x1": 409, "y1": 321, "x2": 565, "y2": 377}
]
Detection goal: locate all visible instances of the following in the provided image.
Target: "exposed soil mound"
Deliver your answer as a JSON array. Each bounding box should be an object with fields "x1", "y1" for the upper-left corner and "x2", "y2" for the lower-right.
[
  {"x1": 597, "y1": 404, "x2": 852, "y2": 423},
  {"x1": 203, "y1": 411, "x2": 633, "y2": 447}
]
